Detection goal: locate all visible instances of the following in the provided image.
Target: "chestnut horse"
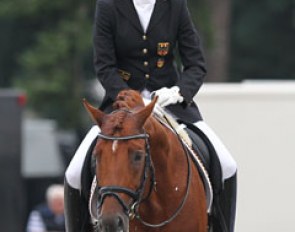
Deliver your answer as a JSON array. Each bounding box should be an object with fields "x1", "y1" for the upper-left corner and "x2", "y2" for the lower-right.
[{"x1": 84, "y1": 90, "x2": 207, "y2": 232}]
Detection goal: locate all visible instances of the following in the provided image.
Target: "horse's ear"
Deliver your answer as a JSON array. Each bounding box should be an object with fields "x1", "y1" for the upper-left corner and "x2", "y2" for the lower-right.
[
  {"x1": 134, "y1": 96, "x2": 158, "y2": 127},
  {"x1": 83, "y1": 99, "x2": 105, "y2": 126}
]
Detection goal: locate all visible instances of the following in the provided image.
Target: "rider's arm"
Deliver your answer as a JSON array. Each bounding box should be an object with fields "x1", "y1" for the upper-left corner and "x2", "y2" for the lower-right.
[{"x1": 93, "y1": 0, "x2": 129, "y2": 101}]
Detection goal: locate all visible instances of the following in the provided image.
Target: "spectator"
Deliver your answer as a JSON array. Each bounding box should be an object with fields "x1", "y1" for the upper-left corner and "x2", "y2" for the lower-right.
[{"x1": 26, "y1": 184, "x2": 65, "y2": 232}]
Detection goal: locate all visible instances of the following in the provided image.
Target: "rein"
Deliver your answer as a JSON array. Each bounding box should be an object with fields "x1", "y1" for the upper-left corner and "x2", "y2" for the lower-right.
[
  {"x1": 96, "y1": 117, "x2": 192, "y2": 228},
  {"x1": 135, "y1": 116, "x2": 193, "y2": 228}
]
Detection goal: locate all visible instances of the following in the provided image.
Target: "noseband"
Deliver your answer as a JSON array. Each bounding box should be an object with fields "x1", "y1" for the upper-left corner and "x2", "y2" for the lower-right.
[{"x1": 96, "y1": 131, "x2": 156, "y2": 218}]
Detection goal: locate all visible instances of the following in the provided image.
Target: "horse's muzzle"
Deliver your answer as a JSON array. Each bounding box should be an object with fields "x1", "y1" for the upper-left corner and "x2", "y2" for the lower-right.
[{"x1": 97, "y1": 213, "x2": 129, "y2": 232}]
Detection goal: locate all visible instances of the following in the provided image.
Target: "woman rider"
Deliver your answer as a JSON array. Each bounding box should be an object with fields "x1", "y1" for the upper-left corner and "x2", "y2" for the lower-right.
[{"x1": 64, "y1": 0, "x2": 237, "y2": 231}]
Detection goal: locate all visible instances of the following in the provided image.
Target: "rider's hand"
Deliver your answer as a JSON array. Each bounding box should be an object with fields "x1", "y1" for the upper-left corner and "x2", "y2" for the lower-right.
[{"x1": 151, "y1": 86, "x2": 184, "y2": 107}]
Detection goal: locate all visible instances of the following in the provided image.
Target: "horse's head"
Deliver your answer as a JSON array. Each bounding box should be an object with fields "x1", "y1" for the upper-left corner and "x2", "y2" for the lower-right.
[{"x1": 83, "y1": 92, "x2": 157, "y2": 232}]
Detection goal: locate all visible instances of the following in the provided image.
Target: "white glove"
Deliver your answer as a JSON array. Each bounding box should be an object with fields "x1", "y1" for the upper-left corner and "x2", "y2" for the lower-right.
[{"x1": 151, "y1": 86, "x2": 184, "y2": 107}]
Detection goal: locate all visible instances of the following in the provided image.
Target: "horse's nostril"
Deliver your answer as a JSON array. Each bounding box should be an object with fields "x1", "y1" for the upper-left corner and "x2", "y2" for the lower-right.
[{"x1": 97, "y1": 214, "x2": 126, "y2": 232}]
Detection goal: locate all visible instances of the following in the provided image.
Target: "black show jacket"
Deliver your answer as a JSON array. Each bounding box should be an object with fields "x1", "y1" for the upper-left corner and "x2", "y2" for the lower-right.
[{"x1": 93, "y1": 0, "x2": 207, "y2": 123}]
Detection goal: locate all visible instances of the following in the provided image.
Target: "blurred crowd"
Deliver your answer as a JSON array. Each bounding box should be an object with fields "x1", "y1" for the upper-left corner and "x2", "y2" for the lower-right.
[{"x1": 26, "y1": 184, "x2": 65, "y2": 232}]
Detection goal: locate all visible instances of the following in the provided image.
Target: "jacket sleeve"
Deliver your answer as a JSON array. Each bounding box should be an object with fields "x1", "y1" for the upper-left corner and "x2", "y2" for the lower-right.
[
  {"x1": 93, "y1": 0, "x2": 129, "y2": 100},
  {"x1": 176, "y1": 0, "x2": 207, "y2": 104}
]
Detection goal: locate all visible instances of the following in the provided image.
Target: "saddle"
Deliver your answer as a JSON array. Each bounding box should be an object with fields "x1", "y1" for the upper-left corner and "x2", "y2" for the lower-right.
[{"x1": 183, "y1": 122, "x2": 223, "y2": 196}]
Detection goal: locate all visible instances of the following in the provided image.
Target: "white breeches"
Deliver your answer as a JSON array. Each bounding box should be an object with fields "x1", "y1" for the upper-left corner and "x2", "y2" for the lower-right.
[
  {"x1": 65, "y1": 122, "x2": 237, "y2": 190},
  {"x1": 193, "y1": 121, "x2": 237, "y2": 181},
  {"x1": 65, "y1": 126, "x2": 101, "y2": 190}
]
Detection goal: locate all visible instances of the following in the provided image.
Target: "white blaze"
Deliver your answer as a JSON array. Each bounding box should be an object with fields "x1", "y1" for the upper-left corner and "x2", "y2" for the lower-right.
[{"x1": 112, "y1": 140, "x2": 118, "y2": 152}]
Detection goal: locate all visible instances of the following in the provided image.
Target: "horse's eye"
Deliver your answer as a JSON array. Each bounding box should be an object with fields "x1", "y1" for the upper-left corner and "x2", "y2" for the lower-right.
[{"x1": 132, "y1": 151, "x2": 144, "y2": 163}]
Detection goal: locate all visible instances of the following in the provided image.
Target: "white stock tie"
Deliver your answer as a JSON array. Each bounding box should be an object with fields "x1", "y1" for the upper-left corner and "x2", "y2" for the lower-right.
[{"x1": 133, "y1": 0, "x2": 156, "y2": 32}]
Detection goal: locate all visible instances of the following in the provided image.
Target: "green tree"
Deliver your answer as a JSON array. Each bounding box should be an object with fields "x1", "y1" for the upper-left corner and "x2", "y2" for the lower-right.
[
  {"x1": 188, "y1": 0, "x2": 213, "y2": 47},
  {"x1": 189, "y1": 0, "x2": 233, "y2": 82},
  {"x1": 207, "y1": 0, "x2": 232, "y2": 82},
  {"x1": 230, "y1": 0, "x2": 295, "y2": 81},
  {"x1": 0, "y1": 0, "x2": 95, "y2": 128}
]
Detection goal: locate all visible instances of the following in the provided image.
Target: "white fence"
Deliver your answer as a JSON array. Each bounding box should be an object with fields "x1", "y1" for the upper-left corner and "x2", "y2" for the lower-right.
[{"x1": 195, "y1": 82, "x2": 295, "y2": 232}]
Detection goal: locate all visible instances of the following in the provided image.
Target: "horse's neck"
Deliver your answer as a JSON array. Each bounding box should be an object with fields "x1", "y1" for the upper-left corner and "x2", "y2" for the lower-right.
[{"x1": 146, "y1": 117, "x2": 187, "y2": 195}]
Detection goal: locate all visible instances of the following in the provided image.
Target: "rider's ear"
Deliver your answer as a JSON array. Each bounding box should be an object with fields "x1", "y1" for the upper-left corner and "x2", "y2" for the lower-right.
[
  {"x1": 134, "y1": 96, "x2": 158, "y2": 127},
  {"x1": 83, "y1": 99, "x2": 105, "y2": 126}
]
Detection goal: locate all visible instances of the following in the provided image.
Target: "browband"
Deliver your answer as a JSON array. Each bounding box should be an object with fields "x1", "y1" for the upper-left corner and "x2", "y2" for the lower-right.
[{"x1": 97, "y1": 133, "x2": 149, "y2": 141}]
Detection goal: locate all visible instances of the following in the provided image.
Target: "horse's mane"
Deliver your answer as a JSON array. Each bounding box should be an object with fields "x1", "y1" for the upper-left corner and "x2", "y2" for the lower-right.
[{"x1": 112, "y1": 90, "x2": 145, "y2": 111}]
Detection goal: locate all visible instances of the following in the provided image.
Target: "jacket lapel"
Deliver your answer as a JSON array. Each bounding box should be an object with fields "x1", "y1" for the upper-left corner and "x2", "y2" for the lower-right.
[
  {"x1": 147, "y1": 0, "x2": 169, "y2": 33},
  {"x1": 115, "y1": 0, "x2": 143, "y2": 33}
]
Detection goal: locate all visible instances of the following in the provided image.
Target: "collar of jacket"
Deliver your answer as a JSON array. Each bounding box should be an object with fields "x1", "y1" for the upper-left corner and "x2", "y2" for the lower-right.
[{"x1": 115, "y1": 0, "x2": 169, "y2": 33}]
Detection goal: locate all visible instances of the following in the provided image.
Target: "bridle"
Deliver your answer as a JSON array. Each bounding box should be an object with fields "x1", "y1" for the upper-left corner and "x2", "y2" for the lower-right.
[
  {"x1": 96, "y1": 116, "x2": 192, "y2": 228},
  {"x1": 96, "y1": 131, "x2": 156, "y2": 217}
]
